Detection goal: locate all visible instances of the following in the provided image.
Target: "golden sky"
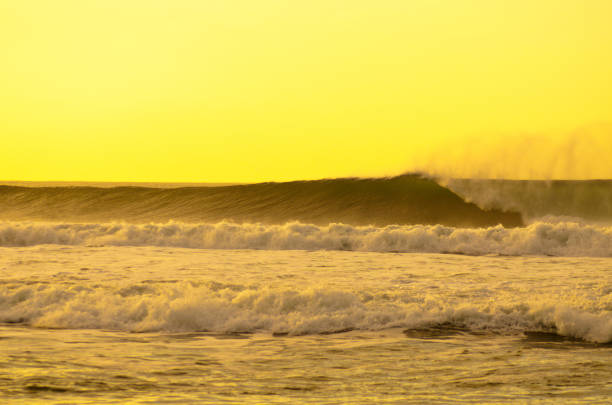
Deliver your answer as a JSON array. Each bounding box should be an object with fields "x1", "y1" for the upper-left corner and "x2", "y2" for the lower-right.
[{"x1": 2, "y1": 0, "x2": 612, "y2": 181}]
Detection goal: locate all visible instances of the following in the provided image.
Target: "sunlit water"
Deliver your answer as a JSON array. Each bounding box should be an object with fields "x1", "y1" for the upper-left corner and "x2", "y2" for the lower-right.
[{"x1": 1, "y1": 246, "x2": 611, "y2": 403}]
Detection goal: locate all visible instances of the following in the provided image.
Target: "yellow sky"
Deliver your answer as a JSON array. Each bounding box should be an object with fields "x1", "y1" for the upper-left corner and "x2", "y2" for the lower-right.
[{"x1": 2, "y1": 0, "x2": 612, "y2": 181}]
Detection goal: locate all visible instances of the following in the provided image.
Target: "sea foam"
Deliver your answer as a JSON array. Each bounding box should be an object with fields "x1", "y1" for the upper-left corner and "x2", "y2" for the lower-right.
[
  {"x1": 1, "y1": 220, "x2": 611, "y2": 257},
  {"x1": 1, "y1": 281, "x2": 611, "y2": 342}
]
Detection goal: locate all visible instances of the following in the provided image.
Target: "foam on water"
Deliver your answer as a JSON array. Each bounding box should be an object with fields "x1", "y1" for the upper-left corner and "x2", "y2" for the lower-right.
[
  {"x1": 1, "y1": 220, "x2": 611, "y2": 257},
  {"x1": 1, "y1": 279, "x2": 611, "y2": 343}
]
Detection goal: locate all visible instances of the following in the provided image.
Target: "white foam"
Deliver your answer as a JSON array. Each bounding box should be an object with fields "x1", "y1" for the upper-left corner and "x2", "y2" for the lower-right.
[
  {"x1": 1, "y1": 220, "x2": 611, "y2": 257},
  {"x1": 1, "y1": 282, "x2": 610, "y2": 342}
]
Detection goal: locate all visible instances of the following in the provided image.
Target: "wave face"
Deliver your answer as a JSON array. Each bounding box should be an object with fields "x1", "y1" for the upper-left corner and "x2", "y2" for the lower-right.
[
  {"x1": 446, "y1": 179, "x2": 612, "y2": 223},
  {"x1": 0, "y1": 175, "x2": 522, "y2": 228},
  {"x1": 1, "y1": 220, "x2": 610, "y2": 256}
]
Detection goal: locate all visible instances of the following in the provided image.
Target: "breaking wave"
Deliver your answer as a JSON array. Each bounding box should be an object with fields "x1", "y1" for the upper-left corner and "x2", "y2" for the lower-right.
[
  {"x1": 1, "y1": 220, "x2": 611, "y2": 257},
  {"x1": 1, "y1": 281, "x2": 610, "y2": 343},
  {"x1": 446, "y1": 178, "x2": 612, "y2": 223}
]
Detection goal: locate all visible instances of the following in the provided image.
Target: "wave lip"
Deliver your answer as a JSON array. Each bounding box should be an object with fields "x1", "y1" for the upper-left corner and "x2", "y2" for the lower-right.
[{"x1": 1, "y1": 220, "x2": 611, "y2": 257}]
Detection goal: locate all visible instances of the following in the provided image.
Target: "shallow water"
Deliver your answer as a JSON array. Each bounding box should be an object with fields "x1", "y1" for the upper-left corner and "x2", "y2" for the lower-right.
[
  {"x1": 2, "y1": 326, "x2": 611, "y2": 404},
  {"x1": 1, "y1": 246, "x2": 611, "y2": 403}
]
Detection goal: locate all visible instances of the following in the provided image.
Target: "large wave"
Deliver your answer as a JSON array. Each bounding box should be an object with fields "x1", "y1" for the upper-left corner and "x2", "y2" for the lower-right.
[
  {"x1": 1, "y1": 220, "x2": 610, "y2": 256},
  {"x1": 0, "y1": 175, "x2": 522, "y2": 227}
]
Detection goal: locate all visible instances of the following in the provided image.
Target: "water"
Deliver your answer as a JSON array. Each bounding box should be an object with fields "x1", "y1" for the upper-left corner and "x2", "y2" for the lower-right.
[
  {"x1": 1, "y1": 177, "x2": 611, "y2": 402},
  {"x1": 3, "y1": 327, "x2": 610, "y2": 404},
  {"x1": 1, "y1": 246, "x2": 610, "y2": 403}
]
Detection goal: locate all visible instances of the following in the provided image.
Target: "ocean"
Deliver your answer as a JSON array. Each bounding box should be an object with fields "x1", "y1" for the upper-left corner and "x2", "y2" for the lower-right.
[{"x1": 0, "y1": 175, "x2": 610, "y2": 404}]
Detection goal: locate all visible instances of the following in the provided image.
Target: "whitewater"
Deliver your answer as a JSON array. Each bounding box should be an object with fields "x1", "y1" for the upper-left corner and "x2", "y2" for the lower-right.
[
  {"x1": 1, "y1": 220, "x2": 612, "y2": 257},
  {"x1": 1, "y1": 176, "x2": 611, "y2": 404}
]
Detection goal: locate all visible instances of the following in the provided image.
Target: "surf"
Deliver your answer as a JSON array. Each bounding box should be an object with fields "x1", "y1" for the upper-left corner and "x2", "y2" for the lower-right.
[{"x1": 1, "y1": 220, "x2": 611, "y2": 256}]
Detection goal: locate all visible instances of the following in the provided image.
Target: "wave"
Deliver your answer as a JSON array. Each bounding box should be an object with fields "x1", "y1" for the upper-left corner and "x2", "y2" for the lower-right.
[
  {"x1": 1, "y1": 281, "x2": 610, "y2": 343},
  {"x1": 1, "y1": 220, "x2": 611, "y2": 256},
  {"x1": 0, "y1": 175, "x2": 522, "y2": 227}
]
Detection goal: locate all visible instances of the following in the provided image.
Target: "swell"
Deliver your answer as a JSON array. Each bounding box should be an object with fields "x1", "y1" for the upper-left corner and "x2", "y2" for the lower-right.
[
  {"x1": 0, "y1": 175, "x2": 522, "y2": 228},
  {"x1": 1, "y1": 220, "x2": 611, "y2": 256}
]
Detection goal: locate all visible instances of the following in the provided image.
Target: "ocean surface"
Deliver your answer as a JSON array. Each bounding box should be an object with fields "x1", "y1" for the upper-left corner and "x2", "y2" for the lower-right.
[{"x1": 1, "y1": 175, "x2": 611, "y2": 404}]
